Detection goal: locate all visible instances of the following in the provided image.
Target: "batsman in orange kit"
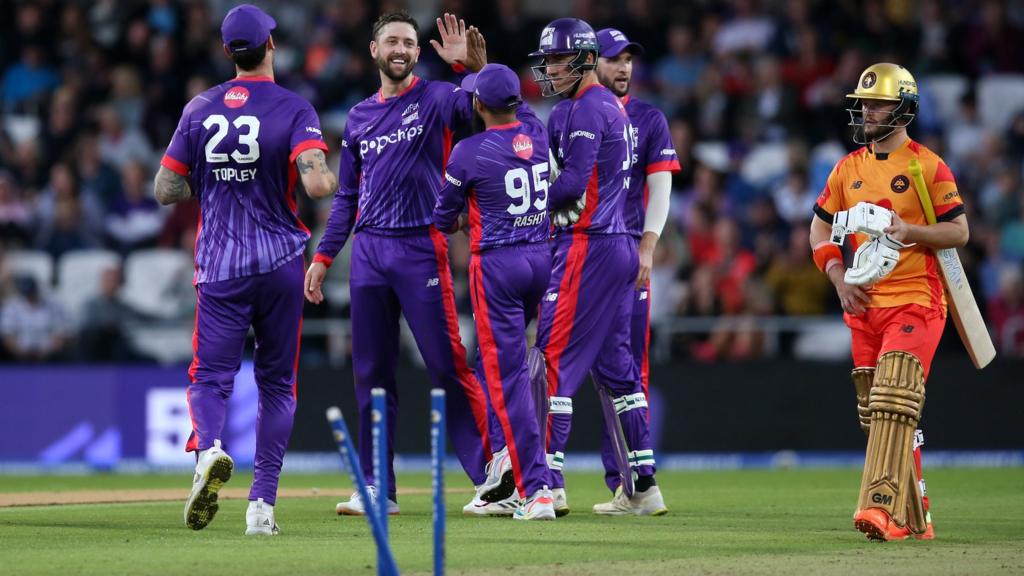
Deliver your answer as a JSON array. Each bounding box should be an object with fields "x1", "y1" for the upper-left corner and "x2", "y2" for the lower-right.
[{"x1": 808, "y1": 63, "x2": 969, "y2": 542}]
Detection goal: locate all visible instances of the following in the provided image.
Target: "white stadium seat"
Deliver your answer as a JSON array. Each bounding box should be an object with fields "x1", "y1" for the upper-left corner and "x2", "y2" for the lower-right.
[
  {"x1": 5, "y1": 250, "x2": 54, "y2": 294},
  {"x1": 55, "y1": 249, "x2": 122, "y2": 328},
  {"x1": 977, "y1": 74, "x2": 1024, "y2": 131},
  {"x1": 121, "y1": 248, "x2": 193, "y2": 319},
  {"x1": 741, "y1": 143, "x2": 789, "y2": 187},
  {"x1": 921, "y1": 74, "x2": 969, "y2": 123}
]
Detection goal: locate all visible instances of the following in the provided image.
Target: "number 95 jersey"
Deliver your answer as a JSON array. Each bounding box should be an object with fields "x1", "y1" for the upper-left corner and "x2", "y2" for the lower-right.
[
  {"x1": 160, "y1": 76, "x2": 328, "y2": 284},
  {"x1": 433, "y1": 106, "x2": 551, "y2": 253}
]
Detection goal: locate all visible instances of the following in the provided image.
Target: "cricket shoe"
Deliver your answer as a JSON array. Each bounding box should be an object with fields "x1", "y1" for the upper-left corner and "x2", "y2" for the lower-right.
[
  {"x1": 478, "y1": 446, "x2": 516, "y2": 503},
  {"x1": 592, "y1": 485, "x2": 668, "y2": 516},
  {"x1": 513, "y1": 487, "x2": 555, "y2": 521},
  {"x1": 184, "y1": 439, "x2": 234, "y2": 530},
  {"x1": 245, "y1": 498, "x2": 280, "y2": 536},
  {"x1": 462, "y1": 491, "x2": 520, "y2": 516},
  {"x1": 336, "y1": 485, "x2": 400, "y2": 516},
  {"x1": 854, "y1": 508, "x2": 913, "y2": 541},
  {"x1": 551, "y1": 487, "x2": 570, "y2": 517}
]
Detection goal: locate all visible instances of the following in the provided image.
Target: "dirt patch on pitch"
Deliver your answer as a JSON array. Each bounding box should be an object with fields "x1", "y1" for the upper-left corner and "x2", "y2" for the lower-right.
[{"x1": 0, "y1": 486, "x2": 472, "y2": 508}]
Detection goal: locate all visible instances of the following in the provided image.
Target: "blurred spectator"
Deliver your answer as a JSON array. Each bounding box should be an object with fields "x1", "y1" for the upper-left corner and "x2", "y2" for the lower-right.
[
  {"x1": 0, "y1": 170, "x2": 31, "y2": 249},
  {"x1": 97, "y1": 104, "x2": 154, "y2": 170},
  {"x1": 708, "y1": 218, "x2": 756, "y2": 314},
  {"x1": 988, "y1": 264, "x2": 1024, "y2": 356},
  {"x1": 1, "y1": 44, "x2": 59, "y2": 113},
  {"x1": 78, "y1": 265, "x2": 151, "y2": 362},
  {"x1": 764, "y1": 227, "x2": 831, "y2": 315},
  {"x1": 964, "y1": 0, "x2": 1024, "y2": 76},
  {"x1": 773, "y1": 166, "x2": 816, "y2": 224},
  {"x1": 655, "y1": 24, "x2": 707, "y2": 115},
  {"x1": 944, "y1": 91, "x2": 985, "y2": 172},
  {"x1": 0, "y1": 276, "x2": 68, "y2": 362},
  {"x1": 712, "y1": 0, "x2": 775, "y2": 57},
  {"x1": 105, "y1": 161, "x2": 166, "y2": 255}
]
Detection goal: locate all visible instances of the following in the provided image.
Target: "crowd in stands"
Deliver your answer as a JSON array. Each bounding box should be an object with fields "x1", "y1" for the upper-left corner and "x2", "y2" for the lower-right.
[{"x1": 1, "y1": 0, "x2": 1023, "y2": 364}]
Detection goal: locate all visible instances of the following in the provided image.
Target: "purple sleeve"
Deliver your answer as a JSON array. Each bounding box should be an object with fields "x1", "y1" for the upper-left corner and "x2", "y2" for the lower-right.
[
  {"x1": 160, "y1": 110, "x2": 192, "y2": 175},
  {"x1": 437, "y1": 81, "x2": 473, "y2": 129},
  {"x1": 315, "y1": 122, "x2": 359, "y2": 262},
  {"x1": 643, "y1": 110, "x2": 681, "y2": 174},
  {"x1": 288, "y1": 102, "x2": 329, "y2": 163},
  {"x1": 432, "y1": 141, "x2": 473, "y2": 233},
  {"x1": 548, "y1": 103, "x2": 603, "y2": 209}
]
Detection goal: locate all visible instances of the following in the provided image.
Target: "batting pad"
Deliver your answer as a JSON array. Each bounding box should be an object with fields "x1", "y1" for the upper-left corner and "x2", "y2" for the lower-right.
[
  {"x1": 857, "y1": 351, "x2": 926, "y2": 530},
  {"x1": 851, "y1": 368, "x2": 874, "y2": 434}
]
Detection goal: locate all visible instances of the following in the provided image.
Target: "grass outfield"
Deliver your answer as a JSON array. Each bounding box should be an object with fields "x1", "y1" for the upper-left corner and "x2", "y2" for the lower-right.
[{"x1": 0, "y1": 469, "x2": 1022, "y2": 575}]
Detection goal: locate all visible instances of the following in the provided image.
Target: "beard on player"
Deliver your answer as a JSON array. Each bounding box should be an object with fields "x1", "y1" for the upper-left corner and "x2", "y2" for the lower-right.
[
  {"x1": 375, "y1": 52, "x2": 416, "y2": 82},
  {"x1": 597, "y1": 68, "x2": 630, "y2": 98}
]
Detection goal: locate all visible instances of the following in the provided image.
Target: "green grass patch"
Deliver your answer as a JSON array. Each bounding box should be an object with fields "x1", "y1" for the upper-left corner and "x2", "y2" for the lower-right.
[{"x1": 1, "y1": 469, "x2": 1022, "y2": 575}]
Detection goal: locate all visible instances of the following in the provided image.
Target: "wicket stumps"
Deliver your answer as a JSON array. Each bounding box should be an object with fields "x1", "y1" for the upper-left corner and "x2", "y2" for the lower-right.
[
  {"x1": 431, "y1": 388, "x2": 446, "y2": 576},
  {"x1": 325, "y1": 406, "x2": 399, "y2": 576},
  {"x1": 371, "y1": 388, "x2": 389, "y2": 570}
]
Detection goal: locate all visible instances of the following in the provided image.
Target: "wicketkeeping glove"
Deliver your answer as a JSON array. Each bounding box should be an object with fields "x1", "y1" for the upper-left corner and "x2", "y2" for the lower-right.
[{"x1": 551, "y1": 194, "x2": 586, "y2": 228}]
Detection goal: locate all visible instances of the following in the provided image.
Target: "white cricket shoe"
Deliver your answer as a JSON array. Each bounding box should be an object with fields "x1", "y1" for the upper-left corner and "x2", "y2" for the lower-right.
[
  {"x1": 513, "y1": 487, "x2": 555, "y2": 521},
  {"x1": 551, "y1": 487, "x2": 570, "y2": 517},
  {"x1": 335, "y1": 485, "x2": 400, "y2": 516},
  {"x1": 462, "y1": 490, "x2": 520, "y2": 516},
  {"x1": 478, "y1": 446, "x2": 515, "y2": 502},
  {"x1": 245, "y1": 498, "x2": 280, "y2": 536},
  {"x1": 184, "y1": 439, "x2": 234, "y2": 530},
  {"x1": 592, "y1": 485, "x2": 668, "y2": 516}
]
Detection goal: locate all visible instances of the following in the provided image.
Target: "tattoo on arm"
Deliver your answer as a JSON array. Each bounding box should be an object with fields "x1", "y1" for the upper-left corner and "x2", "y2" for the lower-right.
[
  {"x1": 298, "y1": 149, "x2": 330, "y2": 175},
  {"x1": 154, "y1": 166, "x2": 192, "y2": 205}
]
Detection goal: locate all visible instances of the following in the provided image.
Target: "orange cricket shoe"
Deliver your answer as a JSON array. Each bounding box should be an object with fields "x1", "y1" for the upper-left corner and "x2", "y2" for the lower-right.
[{"x1": 854, "y1": 508, "x2": 911, "y2": 541}]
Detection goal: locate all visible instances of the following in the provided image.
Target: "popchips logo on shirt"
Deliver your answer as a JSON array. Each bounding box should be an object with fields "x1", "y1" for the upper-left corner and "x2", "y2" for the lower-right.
[{"x1": 359, "y1": 124, "x2": 425, "y2": 157}]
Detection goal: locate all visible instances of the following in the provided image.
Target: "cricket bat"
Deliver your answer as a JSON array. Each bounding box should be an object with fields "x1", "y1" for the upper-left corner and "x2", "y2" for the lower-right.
[{"x1": 908, "y1": 158, "x2": 995, "y2": 369}]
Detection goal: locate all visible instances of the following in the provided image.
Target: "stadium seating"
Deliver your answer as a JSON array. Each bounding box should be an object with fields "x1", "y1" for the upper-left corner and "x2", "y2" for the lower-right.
[
  {"x1": 121, "y1": 248, "x2": 193, "y2": 320},
  {"x1": 977, "y1": 74, "x2": 1024, "y2": 132},
  {"x1": 921, "y1": 74, "x2": 969, "y2": 124},
  {"x1": 55, "y1": 249, "x2": 122, "y2": 328},
  {"x1": 5, "y1": 250, "x2": 54, "y2": 295}
]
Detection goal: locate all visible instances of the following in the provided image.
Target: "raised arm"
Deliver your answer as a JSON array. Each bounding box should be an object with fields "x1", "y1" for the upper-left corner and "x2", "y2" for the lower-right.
[{"x1": 296, "y1": 148, "x2": 337, "y2": 200}]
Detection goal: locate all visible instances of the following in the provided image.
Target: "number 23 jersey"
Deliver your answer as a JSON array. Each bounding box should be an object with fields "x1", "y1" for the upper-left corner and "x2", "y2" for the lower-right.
[{"x1": 161, "y1": 76, "x2": 328, "y2": 284}]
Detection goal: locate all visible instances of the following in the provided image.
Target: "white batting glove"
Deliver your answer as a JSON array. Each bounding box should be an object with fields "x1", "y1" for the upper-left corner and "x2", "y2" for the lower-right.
[
  {"x1": 844, "y1": 233, "x2": 912, "y2": 286},
  {"x1": 831, "y1": 202, "x2": 894, "y2": 245}
]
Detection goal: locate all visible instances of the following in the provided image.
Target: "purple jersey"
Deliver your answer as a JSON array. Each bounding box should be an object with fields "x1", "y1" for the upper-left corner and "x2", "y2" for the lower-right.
[
  {"x1": 316, "y1": 76, "x2": 472, "y2": 259},
  {"x1": 432, "y1": 106, "x2": 550, "y2": 253},
  {"x1": 622, "y1": 96, "x2": 681, "y2": 237},
  {"x1": 161, "y1": 76, "x2": 327, "y2": 284},
  {"x1": 546, "y1": 84, "x2": 633, "y2": 235}
]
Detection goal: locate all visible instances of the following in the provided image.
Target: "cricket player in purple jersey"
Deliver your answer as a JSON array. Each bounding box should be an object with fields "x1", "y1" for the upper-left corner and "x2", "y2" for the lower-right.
[
  {"x1": 433, "y1": 63, "x2": 556, "y2": 521},
  {"x1": 303, "y1": 12, "x2": 492, "y2": 516},
  {"x1": 589, "y1": 28, "x2": 682, "y2": 514},
  {"x1": 529, "y1": 18, "x2": 667, "y2": 517},
  {"x1": 154, "y1": 4, "x2": 335, "y2": 535}
]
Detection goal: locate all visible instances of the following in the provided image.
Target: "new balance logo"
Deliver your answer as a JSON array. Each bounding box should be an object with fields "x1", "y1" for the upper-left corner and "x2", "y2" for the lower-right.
[
  {"x1": 426, "y1": 277, "x2": 440, "y2": 287},
  {"x1": 544, "y1": 292, "x2": 558, "y2": 302},
  {"x1": 852, "y1": 180, "x2": 863, "y2": 189}
]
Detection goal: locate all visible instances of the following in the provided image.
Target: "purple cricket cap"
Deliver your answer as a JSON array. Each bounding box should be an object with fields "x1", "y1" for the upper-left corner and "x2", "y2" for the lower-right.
[
  {"x1": 596, "y1": 28, "x2": 644, "y2": 58},
  {"x1": 221, "y1": 4, "x2": 277, "y2": 53},
  {"x1": 461, "y1": 63, "x2": 523, "y2": 109}
]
